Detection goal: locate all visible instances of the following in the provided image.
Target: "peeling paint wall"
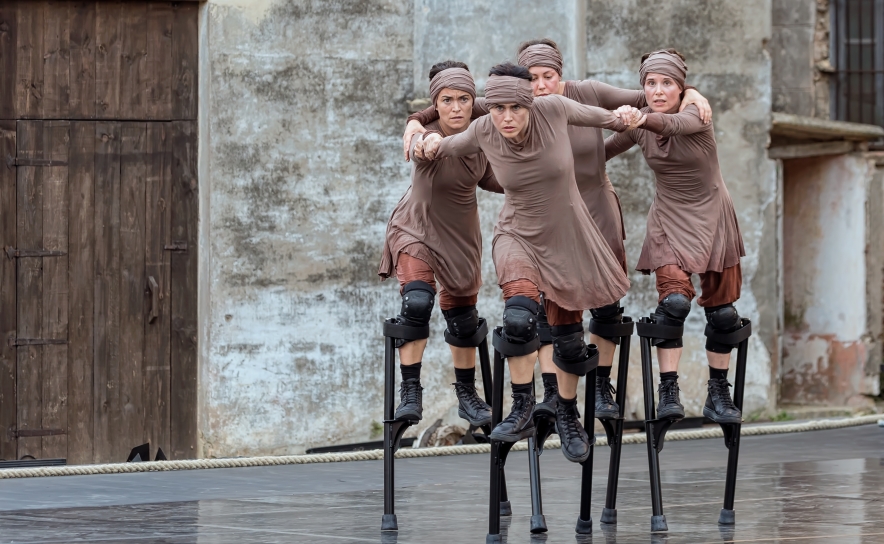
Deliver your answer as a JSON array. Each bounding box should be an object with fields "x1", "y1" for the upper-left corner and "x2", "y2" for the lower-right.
[
  {"x1": 199, "y1": 0, "x2": 777, "y2": 457},
  {"x1": 781, "y1": 154, "x2": 881, "y2": 406}
]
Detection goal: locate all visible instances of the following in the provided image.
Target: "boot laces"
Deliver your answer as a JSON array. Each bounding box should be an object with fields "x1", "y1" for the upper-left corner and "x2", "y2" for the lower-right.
[
  {"x1": 710, "y1": 379, "x2": 736, "y2": 410},
  {"x1": 453, "y1": 382, "x2": 486, "y2": 411},
  {"x1": 502, "y1": 393, "x2": 530, "y2": 425},
  {"x1": 542, "y1": 383, "x2": 558, "y2": 404},
  {"x1": 658, "y1": 379, "x2": 680, "y2": 404},
  {"x1": 597, "y1": 377, "x2": 616, "y2": 403},
  {"x1": 558, "y1": 403, "x2": 583, "y2": 439},
  {"x1": 399, "y1": 379, "x2": 422, "y2": 406}
]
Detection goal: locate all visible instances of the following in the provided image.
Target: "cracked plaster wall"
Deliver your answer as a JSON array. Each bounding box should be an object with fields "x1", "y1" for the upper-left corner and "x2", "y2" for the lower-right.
[{"x1": 199, "y1": 0, "x2": 777, "y2": 457}]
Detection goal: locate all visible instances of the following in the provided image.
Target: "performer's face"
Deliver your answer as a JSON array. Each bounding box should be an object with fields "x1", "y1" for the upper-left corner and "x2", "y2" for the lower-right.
[
  {"x1": 435, "y1": 88, "x2": 474, "y2": 133},
  {"x1": 643, "y1": 72, "x2": 682, "y2": 113},
  {"x1": 489, "y1": 103, "x2": 529, "y2": 140},
  {"x1": 528, "y1": 66, "x2": 560, "y2": 97}
]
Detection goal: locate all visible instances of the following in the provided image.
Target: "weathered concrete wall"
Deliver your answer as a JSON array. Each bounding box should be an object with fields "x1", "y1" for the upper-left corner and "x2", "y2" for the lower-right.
[
  {"x1": 199, "y1": 0, "x2": 778, "y2": 457},
  {"x1": 781, "y1": 154, "x2": 880, "y2": 406},
  {"x1": 587, "y1": 0, "x2": 777, "y2": 419},
  {"x1": 770, "y1": 0, "x2": 832, "y2": 118}
]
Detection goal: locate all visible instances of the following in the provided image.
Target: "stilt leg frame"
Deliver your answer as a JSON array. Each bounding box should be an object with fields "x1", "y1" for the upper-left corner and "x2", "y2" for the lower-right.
[
  {"x1": 635, "y1": 316, "x2": 752, "y2": 532},
  {"x1": 381, "y1": 317, "x2": 495, "y2": 532}
]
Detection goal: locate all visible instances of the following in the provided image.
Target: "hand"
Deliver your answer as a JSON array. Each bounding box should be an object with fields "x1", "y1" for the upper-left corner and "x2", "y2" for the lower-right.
[
  {"x1": 614, "y1": 105, "x2": 646, "y2": 130},
  {"x1": 420, "y1": 133, "x2": 443, "y2": 160},
  {"x1": 681, "y1": 88, "x2": 711, "y2": 124},
  {"x1": 403, "y1": 120, "x2": 427, "y2": 162}
]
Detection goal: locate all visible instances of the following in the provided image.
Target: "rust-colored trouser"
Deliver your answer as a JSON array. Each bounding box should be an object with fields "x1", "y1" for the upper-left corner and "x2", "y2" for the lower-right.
[
  {"x1": 395, "y1": 253, "x2": 477, "y2": 310},
  {"x1": 500, "y1": 279, "x2": 582, "y2": 326},
  {"x1": 654, "y1": 263, "x2": 742, "y2": 308}
]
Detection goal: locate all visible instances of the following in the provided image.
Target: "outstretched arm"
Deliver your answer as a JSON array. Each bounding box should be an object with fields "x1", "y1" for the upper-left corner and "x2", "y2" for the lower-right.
[
  {"x1": 555, "y1": 95, "x2": 636, "y2": 131},
  {"x1": 640, "y1": 104, "x2": 708, "y2": 137},
  {"x1": 403, "y1": 98, "x2": 490, "y2": 161},
  {"x1": 604, "y1": 132, "x2": 638, "y2": 161},
  {"x1": 584, "y1": 79, "x2": 710, "y2": 124},
  {"x1": 415, "y1": 122, "x2": 482, "y2": 161}
]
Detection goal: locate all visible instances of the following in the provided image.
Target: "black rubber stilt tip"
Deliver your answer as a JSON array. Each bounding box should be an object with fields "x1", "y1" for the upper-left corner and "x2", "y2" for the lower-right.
[
  {"x1": 719, "y1": 508, "x2": 735, "y2": 525},
  {"x1": 530, "y1": 514, "x2": 548, "y2": 533},
  {"x1": 651, "y1": 514, "x2": 668, "y2": 532},
  {"x1": 381, "y1": 514, "x2": 398, "y2": 531},
  {"x1": 575, "y1": 516, "x2": 593, "y2": 534},
  {"x1": 600, "y1": 507, "x2": 617, "y2": 525},
  {"x1": 499, "y1": 500, "x2": 512, "y2": 516},
  {"x1": 485, "y1": 534, "x2": 502, "y2": 544}
]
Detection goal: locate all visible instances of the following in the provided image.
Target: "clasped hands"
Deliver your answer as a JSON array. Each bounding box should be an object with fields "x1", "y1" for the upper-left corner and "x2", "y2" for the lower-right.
[
  {"x1": 413, "y1": 132, "x2": 444, "y2": 161},
  {"x1": 613, "y1": 105, "x2": 646, "y2": 130}
]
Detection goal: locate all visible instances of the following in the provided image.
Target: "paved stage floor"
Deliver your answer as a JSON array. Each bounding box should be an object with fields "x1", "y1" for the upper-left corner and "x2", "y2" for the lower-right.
[{"x1": 0, "y1": 425, "x2": 881, "y2": 543}]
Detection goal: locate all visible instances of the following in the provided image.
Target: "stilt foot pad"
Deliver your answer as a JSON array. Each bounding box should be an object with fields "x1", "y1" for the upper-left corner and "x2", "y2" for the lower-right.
[
  {"x1": 485, "y1": 534, "x2": 502, "y2": 544},
  {"x1": 651, "y1": 515, "x2": 668, "y2": 532},
  {"x1": 530, "y1": 514, "x2": 548, "y2": 533},
  {"x1": 600, "y1": 507, "x2": 617, "y2": 525},
  {"x1": 381, "y1": 514, "x2": 398, "y2": 531},
  {"x1": 575, "y1": 516, "x2": 593, "y2": 534},
  {"x1": 719, "y1": 508, "x2": 735, "y2": 525},
  {"x1": 499, "y1": 500, "x2": 512, "y2": 516}
]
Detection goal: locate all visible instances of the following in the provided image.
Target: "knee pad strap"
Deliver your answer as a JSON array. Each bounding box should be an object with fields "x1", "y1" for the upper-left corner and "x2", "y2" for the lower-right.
[
  {"x1": 704, "y1": 304, "x2": 744, "y2": 353},
  {"x1": 551, "y1": 324, "x2": 598, "y2": 376},
  {"x1": 589, "y1": 301, "x2": 624, "y2": 345}
]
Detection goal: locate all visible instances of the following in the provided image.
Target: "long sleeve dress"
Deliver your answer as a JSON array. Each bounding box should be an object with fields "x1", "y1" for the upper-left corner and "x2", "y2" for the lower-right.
[
  {"x1": 604, "y1": 105, "x2": 745, "y2": 275},
  {"x1": 378, "y1": 120, "x2": 503, "y2": 298},
  {"x1": 409, "y1": 80, "x2": 646, "y2": 271},
  {"x1": 424, "y1": 95, "x2": 631, "y2": 312}
]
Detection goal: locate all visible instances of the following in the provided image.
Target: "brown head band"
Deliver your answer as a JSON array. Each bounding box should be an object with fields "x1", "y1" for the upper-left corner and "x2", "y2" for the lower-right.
[
  {"x1": 429, "y1": 68, "x2": 476, "y2": 105},
  {"x1": 517, "y1": 44, "x2": 563, "y2": 75},
  {"x1": 639, "y1": 50, "x2": 687, "y2": 89},
  {"x1": 484, "y1": 75, "x2": 534, "y2": 108}
]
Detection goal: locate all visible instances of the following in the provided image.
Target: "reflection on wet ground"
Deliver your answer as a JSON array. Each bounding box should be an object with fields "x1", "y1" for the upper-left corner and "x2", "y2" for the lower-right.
[{"x1": 0, "y1": 426, "x2": 881, "y2": 543}]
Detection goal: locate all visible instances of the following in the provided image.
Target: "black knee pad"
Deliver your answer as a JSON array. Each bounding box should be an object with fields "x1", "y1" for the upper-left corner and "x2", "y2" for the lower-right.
[
  {"x1": 704, "y1": 303, "x2": 741, "y2": 353},
  {"x1": 653, "y1": 293, "x2": 691, "y2": 349},
  {"x1": 501, "y1": 296, "x2": 540, "y2": 345},
  {"x1": 536, "y1": 305, "x2": 552, "y2": 345},
  {"x1": 442, "y1": 305, "x2": 480, "y2": 340},
  {"x1": 395, "y1": 281, "x2": 435, "y2": 348},
  {"x1": 551, "y1": 323, "x2": 586, "y2": 361},
  {"x1": 589, "y1": 301, "x2": 624, "y2": 345}
]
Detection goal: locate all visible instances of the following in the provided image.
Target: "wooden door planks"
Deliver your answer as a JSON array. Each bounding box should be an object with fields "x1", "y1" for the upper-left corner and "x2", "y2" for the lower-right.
[
  {"x1": 69, "y1": 1, "x2": 96, "y2": 120},
  {"x1": 16, "y1": 2, "x2": 45, "y2": 119},
  {"x1": 94, "y1": 2, "x2": 122, "y2": 120},
  {"x1": 43, "y1": 2, "x2": 71, "y2": 120},
  {"x1": 169, "y1": 121, "x2": 197, "y2": 460},
  {"x1": 68, "y1": 121, "x2": 94, "y2": 464},
  {"x1": 142, "y1": 123, "x2": 171, "y2": 459},
  {"x1": 120, "y1": 5, "x2": 148, "y2": 120},
  {"x1": 119, "y1": 123, "x2": 147, "y2": 459},
  {"x1": 171, "y1": 2, "x2": 197, "y2": 120},
  {"x1": 41, "y1": 121, "x2": 70, "y2": 459},
  {"x1": 146, "y1": 4, "x2": 173, "y2": 121},
  {"x1": 93, "y1": 121, "x2": 121, "y2": 463},
  {"x1": 0, "y1": 121, "x2": 16, "y2": 461},
  {"x1": 16, "y1": 121, "x2": 45, "y2": 458},
  {"x1": 0, "y1": 3, "x2": 18, "y2": 120}
]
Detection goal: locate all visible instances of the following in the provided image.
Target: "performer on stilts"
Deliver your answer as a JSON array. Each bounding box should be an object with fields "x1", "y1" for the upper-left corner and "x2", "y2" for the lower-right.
[
  {"x1": 403, "y1": 39, "x2": 713, "y2": 423},
  {"x1": 378, "y1": 61, "x2": 504, "y2": 428},
  {"x1": 604, "y1": 49, "x2": 746, "y2": 424},
  {"x1": 416, "y1": 62, "x2": 642, "y2": 462}
]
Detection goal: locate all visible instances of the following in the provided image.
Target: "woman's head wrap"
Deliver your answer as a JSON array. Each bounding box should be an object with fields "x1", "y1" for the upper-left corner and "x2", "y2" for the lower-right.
[
  {"x1": 484, "y1": 75, "x2": 534, "y2": 108},
  {"x1": 639, "y1": 50, "x2": 687, "y2": 89},
  {"x1": 517, "y1": 44, "x2": 563, "y2": 75},
  {"x1": 429, "y1": 67, "x2": 476, "y2": 105}
]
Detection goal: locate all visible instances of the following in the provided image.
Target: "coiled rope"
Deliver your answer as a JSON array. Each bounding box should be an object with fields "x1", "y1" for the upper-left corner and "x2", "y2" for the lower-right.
[{"x1": 0, "y1": 414, "x2": 879, "y2": 479}]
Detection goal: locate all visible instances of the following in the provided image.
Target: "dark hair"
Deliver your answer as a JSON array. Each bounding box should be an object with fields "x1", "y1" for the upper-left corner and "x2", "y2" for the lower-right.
[
  {"x1": 488, "y1": 62, "x2": 531, "y2": 81},
  {"x1": 640, "y1": 48, "x2": 686, "y2": 64},
  {"x1": 517, "y1": 38, "x2": 561, "y2": 55},
  {"x1": 429, "y1": 60, "x2": 470, "y2": 81}
]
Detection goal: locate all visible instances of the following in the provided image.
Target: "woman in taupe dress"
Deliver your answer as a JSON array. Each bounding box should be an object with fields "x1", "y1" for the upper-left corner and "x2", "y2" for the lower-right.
[
  {"x1": 417, "y1": 62, "x2": 644, "y2": 463},
  {"x1": 379, "y1": 61, "x2": 504, "y2": 429},
  {"x1": 605, "y1": 49, "x2": 745, "y2": 424}
]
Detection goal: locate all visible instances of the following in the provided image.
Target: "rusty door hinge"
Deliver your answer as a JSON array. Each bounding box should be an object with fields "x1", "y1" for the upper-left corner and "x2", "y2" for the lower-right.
[
  {"x1": 163, "y1": 242, "x2": 188, "y2": 252},
  {"x1": 6, "y1": 155, "x2": 68, "y2": 168},
  {"x1": 5, "y1": 246, "x2": 67, "y2": 259},
  {"x1": 7, "y1": 427, "x2": 66, "y2": 440},
  {"x1": 8, "y1": 338, "x2": 68, "y2": 347}
]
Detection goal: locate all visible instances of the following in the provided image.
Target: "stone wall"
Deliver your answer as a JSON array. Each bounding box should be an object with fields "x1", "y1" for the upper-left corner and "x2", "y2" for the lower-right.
[
  {"x1": 771, "y1": 0, "x2": 832, "y2": 118},
  {"x1": 198, "y1": 0, "x2": 778, "y2": 457}
]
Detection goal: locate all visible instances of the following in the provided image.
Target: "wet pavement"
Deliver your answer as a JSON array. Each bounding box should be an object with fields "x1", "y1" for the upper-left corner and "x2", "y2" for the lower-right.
[{"x1": 0, "y1": 425, "x2": 881, "y2": 543}]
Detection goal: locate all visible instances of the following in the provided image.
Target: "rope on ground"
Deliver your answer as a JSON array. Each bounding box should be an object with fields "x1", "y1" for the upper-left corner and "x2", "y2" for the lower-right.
[{"x1": 0, "y1": 413, "x2": 879, "y2": 480}]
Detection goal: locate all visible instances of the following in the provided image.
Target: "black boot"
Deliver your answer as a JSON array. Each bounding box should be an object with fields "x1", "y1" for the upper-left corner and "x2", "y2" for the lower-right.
[
  {"x1": 393, "y1": 378, "x2": 423, "y2": 422},
  {"x1": 656, "y1": 378, "x2": 685, "y2": 420},
  {"x1": 595, "y1": 375, "x2": 620, "y2": 420},
  {"x1": 533, "y1": 379, "x2": 558, "y2": 419},
  {"x1": 489, "y1": 392, "x2": 535, "y2": 442},
  {"x1": 556, "y1": 398, "x2": 593, "y2": 463},
  {"x1": 452, "y1": 382, "x2": 492, "y2": 427},
  {"x1": 703, "y1": 378, "x2": 742, "y2": 424}
]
